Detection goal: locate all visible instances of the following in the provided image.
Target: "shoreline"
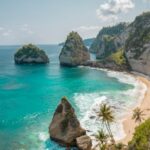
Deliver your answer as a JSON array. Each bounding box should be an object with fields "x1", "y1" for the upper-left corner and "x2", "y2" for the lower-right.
[
  {"x1": 80, "y1": 66, "x2": 149, "y2": 148},
  {"x1": 119, "y1": 75, "x2": 150, "y2": 145}
]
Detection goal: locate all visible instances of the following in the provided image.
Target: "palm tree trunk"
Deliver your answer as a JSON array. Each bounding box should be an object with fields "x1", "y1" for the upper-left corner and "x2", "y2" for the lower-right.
[{"x1": 106, "y1": 121, "x2": 115, "y2": 143}]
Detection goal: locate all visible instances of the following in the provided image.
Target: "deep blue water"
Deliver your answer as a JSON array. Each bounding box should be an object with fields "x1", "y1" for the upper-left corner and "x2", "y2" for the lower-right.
[{"x1": 0, "y1": 45, "x2": 134, "y2": 150}]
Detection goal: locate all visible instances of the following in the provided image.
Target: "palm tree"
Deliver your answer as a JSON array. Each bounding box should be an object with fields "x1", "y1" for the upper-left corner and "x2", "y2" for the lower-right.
[
  {"x1": 95, "y1": 130, "x2": 108, "y2": 145},
  {"x1": 95, "y1": 130, "x2": 108, "y2": 150},
  {"x1": 132, "y1": 107, "x2": 145, "y2": 124},
  {"x1": 98, "y1": 103, "x2": 115, "y2": 142}
]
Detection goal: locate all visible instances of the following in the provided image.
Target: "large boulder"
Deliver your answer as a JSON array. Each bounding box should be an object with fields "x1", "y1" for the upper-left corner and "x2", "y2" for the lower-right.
[
  {"x1": 14, "y1": 44, "x2": 49, "y2": 64},
  {"x1": 59, "y1": 32, "x2": 90, "y2": 66},
  {"x1": 49, "y1": 97, "x2": 86, "y2": 146},
  {"x1": 76, "y1": 135, "x2": 92, "y2": 150},
  {"x1": 125, "y1": 12, "x2": 150, "y2": 76}
]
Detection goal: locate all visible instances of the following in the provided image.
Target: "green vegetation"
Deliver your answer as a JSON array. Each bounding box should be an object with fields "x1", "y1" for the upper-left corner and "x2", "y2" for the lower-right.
[
  {"x1": 98, "y1": 103, "x2": 115, "y2": 142},
  {"x1": 61, "y1": 97, "x2": 74, "y2": 131},
  {"x1": 132, "y1": 107, "x2": 145, "y2": 124},
  {"x1": 61, "y1": 31, "x2": 88, "y2": 55},
  {"x1": 128, "y1": 119, "x2": 150, "y2": 150},
  {"x1": 102, "y1": 35, "x2": 116, "y2": 58},
  {"x1": 109, "y1": 48, "x2": 127, "y2": 65},
  {"x1": 95, "y1": 104, "x2": 147, "y2": 150},
  {"x1": 90, "y1": 23, "x2": 127, "y2": 54},
  {"x1": 125, "y1": 12, "x2": 150, "y2": 59},
  {"x1": 99, "y1": 23, "x2": 127, "y2": 36},
  {"x1": 95, "y1": 130, "x2": 108, "y2": 150},
  {"x1": 15, "y1": 44, "x2": 47, "y2": 58},
  {"x1": 65, "y1": 31, "x2": 86, "y2": 50}
]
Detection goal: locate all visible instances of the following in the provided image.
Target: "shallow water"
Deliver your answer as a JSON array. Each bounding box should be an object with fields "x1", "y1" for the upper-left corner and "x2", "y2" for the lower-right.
[{"x1": 0, "y1": 45, "x2": 145, "y2": 150}]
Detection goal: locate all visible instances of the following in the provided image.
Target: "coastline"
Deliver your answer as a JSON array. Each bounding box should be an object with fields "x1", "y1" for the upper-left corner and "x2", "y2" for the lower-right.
[
  {"x1": 80, "y1": 66, "x2": 149, "y2": 148},
  {"x1": 119, "y1": 75, "x2": 150, "y2": 145}
]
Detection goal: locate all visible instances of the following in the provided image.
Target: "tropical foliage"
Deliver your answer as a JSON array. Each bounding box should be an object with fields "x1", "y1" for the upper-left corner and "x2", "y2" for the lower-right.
[
  {"x1": 98, "y1": 103, "x2": 115, "y2": 142},
  {"x1": 132, "y1": 107, "x2": 145, "y2": 124},
  {"x1": 128, "y1": 119, "x2": 150, "y2": 150},
  {"x1": 109, "y1": 48, "x2": 127, "y2": 65},
  {"x1": 15, "y1": 44, "x2": 47, "y2": 58}
]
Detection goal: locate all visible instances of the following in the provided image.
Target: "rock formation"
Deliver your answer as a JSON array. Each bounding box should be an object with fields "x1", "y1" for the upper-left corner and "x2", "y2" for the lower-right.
[
  {"x1": 125, "y1": 12, "x2": 150, "y2": 76},
  {"x1": 76, "y1": 135, "x2": 92, "y2": 150},
  {"x1": 90, "y1": 23, "x2": 128, "y2": 58},
  {"x1": 14, "y1": 44, "x2": 49, "y2": 64},
  {"x1": 49, "y1": 97, "x2": 86, "y2": 147},
  {"x1": 88, "y1": 11, "x2": 150, "y2": 75},
  {"x1": 59, "y1": 32, "x2": 90, "y2": 66}
]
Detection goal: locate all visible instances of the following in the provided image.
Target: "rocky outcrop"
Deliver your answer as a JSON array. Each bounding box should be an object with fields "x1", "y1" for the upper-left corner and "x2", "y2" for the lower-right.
[
  {"x1": 88, "y1": 11, "x2": 150, "y2": 75},
  {"x1": 76, "y1": 135, "x2": 92, "y2": 150},
  {"x1": 59, "y1": 32, "x2": 90, "y2": 66},
  {"x1": 90, "y1": 23, "x2": 128, "y2": 59},
  {"x1": 83, "y1": 60, "x2": 129, "y2": 72},
  {"x1": 125, "y1": 12, "x2": 150, "y2": 76},
  {"x1": 49, "y1": 97, "x2": 86, "y2": 147},
  {"x1": 14, "y1": 44, "x2": 49, "y2": 64}
]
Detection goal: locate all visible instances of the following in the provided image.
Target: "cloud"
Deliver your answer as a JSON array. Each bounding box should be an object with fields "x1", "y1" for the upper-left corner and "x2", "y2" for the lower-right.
[
  {"x1": 72, "y1": 25, "x2": 101, "y2": 39},
  {"x1": 0, "y1": 27, "x2": 4, "y2": 31},
  {"x1": 74, "y1": 26, "x2": 101, "y2": 31},
  {"x1": 96, "y1": 0, "x2": 135, "y2": 21},
  {"x1": 20, "y1": 24, "x2": 34, "y2": 35},
  {"x1": 143, "y1": 0, "x2": 150, "y2": 2},
  {"x1": 2, "y1": 30, "x2": 12, "y2": 37}
]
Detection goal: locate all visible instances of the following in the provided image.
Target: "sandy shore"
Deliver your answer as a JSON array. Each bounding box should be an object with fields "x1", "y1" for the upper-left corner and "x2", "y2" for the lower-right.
[{"x1": 120, "y1": 75, "x2": 150, "y2": 145}]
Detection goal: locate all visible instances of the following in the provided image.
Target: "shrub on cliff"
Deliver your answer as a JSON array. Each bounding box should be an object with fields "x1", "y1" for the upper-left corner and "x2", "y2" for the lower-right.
[
  {"x1": 109, "y1": 48, "x2": 127, "y2": 66},
  {"x1": 128, "y1": 119, "x2": 150, "y2": 150},
  {"x1": 14, "y1": 44, "x2": 49, "y2": 64},
  {"x1": 59, "y1": 31, "x2": 90, "y2": 66}
]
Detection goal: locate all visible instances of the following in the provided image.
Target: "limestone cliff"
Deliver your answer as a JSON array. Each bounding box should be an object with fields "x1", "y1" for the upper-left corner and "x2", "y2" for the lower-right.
[
  {"x1": 125, "y1": 12, "x2": 150, "y2": 76},
  {"x1": 90, "y1": 23, "x2": 128, "y2": 59}
]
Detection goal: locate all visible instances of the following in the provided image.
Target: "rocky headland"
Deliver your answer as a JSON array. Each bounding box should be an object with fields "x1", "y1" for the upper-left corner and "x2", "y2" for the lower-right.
[
  {"x1": 88, "y1": 12, "x2": 150, "y2": 76},
  {"x1": 14, "y1": 44, "x2": 49, "y2": 64},
  {"x1": 125, "y1": 12, "x2": 150, "y2": 76}
]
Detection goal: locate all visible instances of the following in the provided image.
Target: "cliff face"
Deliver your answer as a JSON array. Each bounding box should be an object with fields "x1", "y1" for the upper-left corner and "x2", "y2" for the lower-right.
[
  {"x1": 59, "y1": 32, "x2": 90, "y2": 67},
  {"x1": 14, "y1": 44, "x2": 49, "y2": 64},
  {"x1": 89, "y1": 11, "x2": 150, "y2": 75},
  {"x1": 90, "y1": 23, "x2": 128, "y2": 59},
  {"x1": 125, "y1": 12, "x2": 150, "y2": 76}
]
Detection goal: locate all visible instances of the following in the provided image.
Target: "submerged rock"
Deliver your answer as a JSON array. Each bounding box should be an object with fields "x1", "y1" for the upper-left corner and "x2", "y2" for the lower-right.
[
  {"x1": 14, "y1": 44, "x2": 49, "y2": 64},
  {"x1": 59, "y1": 32, "x2": 90, "y2": 66},
  {"x1": 49, "y1": 97, "x2": 86, "y2": 146},
  {"x1": 76, "y1": 135, "x2": 92, "y2": 150}
]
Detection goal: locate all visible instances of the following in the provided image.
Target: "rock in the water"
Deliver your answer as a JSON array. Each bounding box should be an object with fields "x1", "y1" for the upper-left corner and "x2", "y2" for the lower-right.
[
  {"x1": 76, "y1": 135, "x2": 92, "y2": 150},
  {"x1": 59, "y1": 32, "x2": 90, "y2": 66},
  {"x1": 49, "y1": 97, "x2": 86, "y2": 146},
  {"x1": 14, "y1": 44, "x2": 49, "y2": 64}
]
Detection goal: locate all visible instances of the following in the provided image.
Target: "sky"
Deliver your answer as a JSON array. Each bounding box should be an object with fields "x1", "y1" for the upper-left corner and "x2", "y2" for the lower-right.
[{"x1": 0, "y1": 0, "x2": 150, "y2": 45}]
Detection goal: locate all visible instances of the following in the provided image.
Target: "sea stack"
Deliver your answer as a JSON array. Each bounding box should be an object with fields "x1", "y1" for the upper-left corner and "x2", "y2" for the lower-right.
[
  {"x1": 59, "y1": 32, "x2": 90, "y2": 66},
  {"x1": 49, "y1": 97, "x2": 88, "y2": 147},
  {"x1": 14, "y1": 44, "x2": 49, "y2": 64}
]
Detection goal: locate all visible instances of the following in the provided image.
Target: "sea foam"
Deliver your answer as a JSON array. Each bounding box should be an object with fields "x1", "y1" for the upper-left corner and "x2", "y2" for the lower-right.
[{"x1": 75, "y1": 67, "x2": 147, "y2": 141}]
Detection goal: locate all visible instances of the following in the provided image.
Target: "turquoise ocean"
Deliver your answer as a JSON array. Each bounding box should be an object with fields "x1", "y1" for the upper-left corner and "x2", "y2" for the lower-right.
[{"x1": 0, "y1": 45, "x2": 146, "y2": 150}]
